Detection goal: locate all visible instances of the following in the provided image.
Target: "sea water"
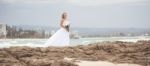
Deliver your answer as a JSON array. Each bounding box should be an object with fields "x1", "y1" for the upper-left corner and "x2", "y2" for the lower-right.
[{"x1": 0, "y1": 36, "x2": 150, "y2": 48}]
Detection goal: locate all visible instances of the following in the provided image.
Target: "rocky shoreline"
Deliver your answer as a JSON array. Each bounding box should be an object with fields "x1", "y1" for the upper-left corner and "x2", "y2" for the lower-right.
[{"x1": 0, "y1": 40, "x2": 150, "y2": 66}]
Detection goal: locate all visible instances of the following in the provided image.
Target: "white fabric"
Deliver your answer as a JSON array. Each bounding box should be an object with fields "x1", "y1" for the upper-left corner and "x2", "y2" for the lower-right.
[
  {"x1": 44, "y1": 28, "x2": 69, "y2": 47},
  {"x1": 44, "y1": 20, "x2": 70, "y2": 47}
]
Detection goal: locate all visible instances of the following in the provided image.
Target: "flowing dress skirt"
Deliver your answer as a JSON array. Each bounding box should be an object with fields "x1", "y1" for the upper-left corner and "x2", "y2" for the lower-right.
[{"x1": 44, "y1": 28, "x2": 69, "y2": 47}]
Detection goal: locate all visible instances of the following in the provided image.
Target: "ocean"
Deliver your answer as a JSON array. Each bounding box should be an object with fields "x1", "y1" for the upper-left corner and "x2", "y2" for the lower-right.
[{"x1": 0, "y1": 36, "x2": 150, "y2": 48}]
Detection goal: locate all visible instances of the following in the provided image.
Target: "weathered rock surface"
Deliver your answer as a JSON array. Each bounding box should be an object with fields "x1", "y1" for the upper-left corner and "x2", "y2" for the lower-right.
[{"x1": 0, "y1": 40, "x2": 150, "y2": 66}]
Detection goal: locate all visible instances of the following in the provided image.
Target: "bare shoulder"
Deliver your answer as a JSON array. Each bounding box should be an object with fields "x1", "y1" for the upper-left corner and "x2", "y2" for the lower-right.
[{"x1": 61, "y1": 19, "x2": 65, "y2": 22}]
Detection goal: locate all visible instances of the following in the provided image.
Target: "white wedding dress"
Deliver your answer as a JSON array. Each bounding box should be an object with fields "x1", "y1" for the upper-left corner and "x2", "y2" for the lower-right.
[{"x1": 44, "y1": 20, "x2": 70, "y2": 47}]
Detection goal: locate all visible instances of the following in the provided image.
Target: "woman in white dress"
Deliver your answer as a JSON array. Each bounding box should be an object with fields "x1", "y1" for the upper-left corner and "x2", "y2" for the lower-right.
[{"x1": 44, "y1": 12, "x2": 70, "y2": 47}]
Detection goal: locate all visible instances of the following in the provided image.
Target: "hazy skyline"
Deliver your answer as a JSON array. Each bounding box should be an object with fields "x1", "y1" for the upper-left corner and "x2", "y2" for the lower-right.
[{"x1": 0, "y1": 0, "x2": 150, "y2": 28}]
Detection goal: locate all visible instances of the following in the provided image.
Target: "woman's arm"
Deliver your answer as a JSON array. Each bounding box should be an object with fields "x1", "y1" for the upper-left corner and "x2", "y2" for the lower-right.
[
  {"x1": 60, "y1": 19, "x2": 67, "y2": 31},
  {"x1": 60, "y1": 19, "x2": 65, "y2": 28}
]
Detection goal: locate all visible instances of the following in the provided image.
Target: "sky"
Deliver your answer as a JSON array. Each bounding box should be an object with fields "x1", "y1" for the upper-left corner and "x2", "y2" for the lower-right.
[{"x1": 0, "y1": 0, "x2": 150, "y2": 28}]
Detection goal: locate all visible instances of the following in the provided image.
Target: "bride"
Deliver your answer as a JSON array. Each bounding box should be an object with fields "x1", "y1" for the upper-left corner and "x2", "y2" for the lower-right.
[{"x1": 44, "y1": 12, "x2": 70, "y2": 47}]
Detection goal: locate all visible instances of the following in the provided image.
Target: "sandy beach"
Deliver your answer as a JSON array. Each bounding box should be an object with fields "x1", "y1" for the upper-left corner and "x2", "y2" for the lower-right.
[
  {"x1": 0, "y1": 40, "x2": 150, "y2": 66},
  {"x1": 64, "y1": 57, "x2": 140, "y2": 66},
  {"x1": 76, "y1": 60, "x2": 140, "y2": 66}
]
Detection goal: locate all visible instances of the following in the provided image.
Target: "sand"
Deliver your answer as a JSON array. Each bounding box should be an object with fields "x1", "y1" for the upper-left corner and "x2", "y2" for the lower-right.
[
  {"x1": 64, "y1": 57, "x2": 141, "y2": 66},
  {"x1": 76, "y1": 61, "x2": 140, "y2": 66}
]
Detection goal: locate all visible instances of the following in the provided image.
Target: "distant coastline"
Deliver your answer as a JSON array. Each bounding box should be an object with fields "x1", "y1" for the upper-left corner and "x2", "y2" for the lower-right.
[{"x1": 0, "y1": 24, "x2": 150, "y2": 39}]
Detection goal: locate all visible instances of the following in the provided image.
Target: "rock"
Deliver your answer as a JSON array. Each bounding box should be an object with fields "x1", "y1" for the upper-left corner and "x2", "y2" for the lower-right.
[
  {"x1": 0, "y1": 40, "x2": 150, "y2": 66},
  {"x1": 51, "y1": 60, "x2": 78, "y2": 66},
  {"x1": 20, "y1": 57, "x2": 53, "y2": 66},
  {"x1": 84, "y1": 50, "x2": 94, "y2": 55},
  {"x1": 40, "y1": 47, "x2": 49, "y2": 53}
]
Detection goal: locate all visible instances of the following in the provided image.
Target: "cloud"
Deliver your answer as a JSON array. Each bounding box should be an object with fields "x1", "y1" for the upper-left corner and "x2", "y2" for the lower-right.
[
  {"x1": 68, "y1": 0, "x2": 150, "y2": 6},
  {"x1": 0, "y1": 0, "x2": 61, "y2": 4},
  {"x1": 0, "y1": 0, "x2": 149, "y2": 6}
]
